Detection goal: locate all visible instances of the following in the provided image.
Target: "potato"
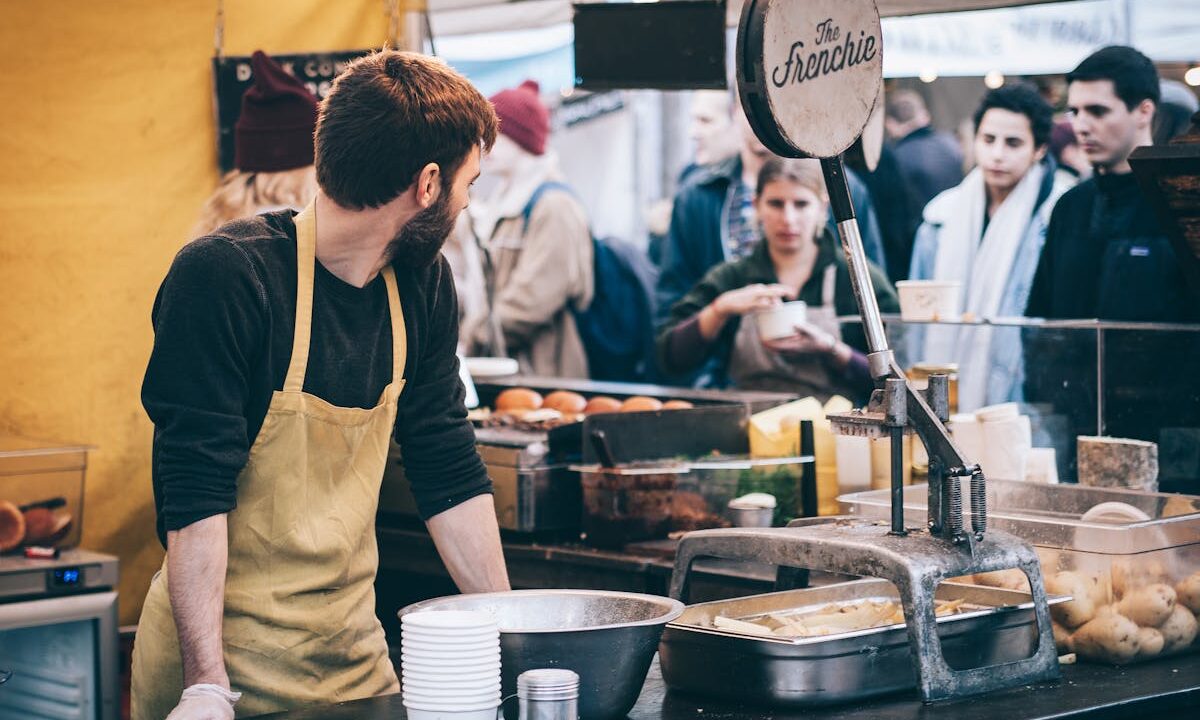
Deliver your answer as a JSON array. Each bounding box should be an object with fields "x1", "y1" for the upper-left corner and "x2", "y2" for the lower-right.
[
  {"x1": 1175, "y1": 571, "x2": 1200, "y2": 613},
  {"x1": 1111, "y1": 560, "x2": 1168, "y2": 599},
  {"x1": 1085, "y1": 569, "x2": 1112, "y2": 607},
  {"x1": 1052, "y1": 621, "x2": 1074, "y2": 654},
  {"x1": 1072, "y1": 612, "x2": 1140, "y2": 664},
  {"x1": 1136, "y1": 627, "x2": 1165, "y2": 658},
  {"x1": 1159, "y1": 605, "x2": 1199, "y2": 653},
  {"x1": 1046, "y1": 571, "x2": 1098, "y2": 628},
  {"x1": 1116, "y1": 583, "x2": 1176, "y2": 627}
]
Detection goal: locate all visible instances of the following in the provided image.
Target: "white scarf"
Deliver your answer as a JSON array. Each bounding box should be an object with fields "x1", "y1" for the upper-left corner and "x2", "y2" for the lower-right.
[{"x1": 923, "y1": 163, "x2": 1046, "y2": 410}]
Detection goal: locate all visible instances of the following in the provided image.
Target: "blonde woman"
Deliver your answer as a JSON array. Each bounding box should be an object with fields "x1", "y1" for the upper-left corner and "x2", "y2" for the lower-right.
[
  {"x1": 191, "y1": 50, "x2": 318, "y2": 236},
  {"x1": 656, "y1": 158, "x2": 898, "y2": 401}
]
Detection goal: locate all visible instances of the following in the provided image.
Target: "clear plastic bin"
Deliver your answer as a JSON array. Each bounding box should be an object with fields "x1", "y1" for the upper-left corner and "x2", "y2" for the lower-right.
[
  {"x1": 0, "y1": 435, "x2": 90, "y2": 550},
  {"x1": 682, "y1": 455, "x2": 811, "y2": 527},
  {"x1": 572, "y1": 463, "x2": 688, "y2": 549},
  {"x1": 840, "y1": 480, "x2": 1200, "y2": 664}
]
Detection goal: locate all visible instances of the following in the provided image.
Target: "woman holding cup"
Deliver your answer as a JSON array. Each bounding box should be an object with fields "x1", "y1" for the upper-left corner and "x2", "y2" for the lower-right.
[{"x1": 656, "y1": 158, "x2": 898, "y2": 401}]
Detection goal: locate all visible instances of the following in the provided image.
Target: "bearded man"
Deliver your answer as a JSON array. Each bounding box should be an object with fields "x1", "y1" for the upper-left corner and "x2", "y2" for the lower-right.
[{"x1": 134, "y1": 51, "x2": 510, "y2": 719}]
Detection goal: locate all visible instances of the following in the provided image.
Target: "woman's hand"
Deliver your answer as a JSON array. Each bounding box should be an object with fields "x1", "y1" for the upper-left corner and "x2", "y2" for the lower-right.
[
  {"x1": 712, "y1": 283, "x2": 794, "y2": 319},
  {"x1": 697, "y1": 284, "x2": 794, "y2": 342},
  {"x1": 763, "y1": 323, "x2": 852, "y2": 367}
]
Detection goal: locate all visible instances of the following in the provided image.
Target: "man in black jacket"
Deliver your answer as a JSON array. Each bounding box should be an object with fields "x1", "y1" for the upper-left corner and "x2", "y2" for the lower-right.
[
  {"x1": 1026, "y1": 46, "x2": 1196, "y2": 322},
  {"x1": 1024, "y1": 46, "x2": 1200, "y2": 490}
]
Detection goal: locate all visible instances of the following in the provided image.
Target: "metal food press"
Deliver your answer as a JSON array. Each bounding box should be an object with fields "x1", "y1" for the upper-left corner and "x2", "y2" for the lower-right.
[{"x1": 669, "y1": 0, "x2": 1061, "y2": 703}]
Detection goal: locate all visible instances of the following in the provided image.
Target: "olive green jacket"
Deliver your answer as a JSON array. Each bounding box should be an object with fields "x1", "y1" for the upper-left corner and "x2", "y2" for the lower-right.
[{"x1": 655, "y1": 229, "x2": 899, "y2": 383}]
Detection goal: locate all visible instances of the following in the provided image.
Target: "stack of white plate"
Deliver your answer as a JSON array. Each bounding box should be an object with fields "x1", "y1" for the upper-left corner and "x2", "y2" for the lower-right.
[{"x1": 401, "y1": 610, "x2": 502, "y2": 720}]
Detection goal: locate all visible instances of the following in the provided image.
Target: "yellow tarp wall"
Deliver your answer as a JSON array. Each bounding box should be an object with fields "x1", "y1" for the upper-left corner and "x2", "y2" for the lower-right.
[{"x1": 0, "y1": 1, "x2": 389, "y2": 625}]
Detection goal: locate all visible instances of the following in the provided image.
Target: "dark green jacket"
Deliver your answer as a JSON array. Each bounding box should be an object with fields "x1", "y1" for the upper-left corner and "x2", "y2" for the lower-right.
[{"x1": 655, "y1": 229, "x2": 899, "y2": 384}]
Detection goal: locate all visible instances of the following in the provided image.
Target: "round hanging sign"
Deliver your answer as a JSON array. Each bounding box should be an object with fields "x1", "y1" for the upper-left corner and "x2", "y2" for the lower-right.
[{"x1": 737, "y1": 0, "x2": 883, "y2": 159}]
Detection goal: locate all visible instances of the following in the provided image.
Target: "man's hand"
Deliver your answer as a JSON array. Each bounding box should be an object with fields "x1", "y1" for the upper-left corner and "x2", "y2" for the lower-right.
[
  {"x1": 166, "y1": 684, "x2": 240, "y2": 720},
  {"x1": 426, "y1": 494, "x2": 510, "y2": 593}
]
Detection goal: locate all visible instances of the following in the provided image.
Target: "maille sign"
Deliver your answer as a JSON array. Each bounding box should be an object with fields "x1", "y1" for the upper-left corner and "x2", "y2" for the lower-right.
[{"x1": 737, "y1": 0, "x2": 883, "y2": 159}]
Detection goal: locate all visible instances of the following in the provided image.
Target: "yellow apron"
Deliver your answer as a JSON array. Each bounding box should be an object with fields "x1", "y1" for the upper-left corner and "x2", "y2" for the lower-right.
[
  {"x1": 131, "y1": 204, "x2": 405, "y2": 718},
  {"x1": 729, "y1": 263, "x2": 852, "y2": 400}
]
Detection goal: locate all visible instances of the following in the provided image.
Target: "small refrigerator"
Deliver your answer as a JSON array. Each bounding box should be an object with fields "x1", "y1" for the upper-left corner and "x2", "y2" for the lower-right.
[{"x1": 0, "y1": 550, "x2": 118, "y2": 720}]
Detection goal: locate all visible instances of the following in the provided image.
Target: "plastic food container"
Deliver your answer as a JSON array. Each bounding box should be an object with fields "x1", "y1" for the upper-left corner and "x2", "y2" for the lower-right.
[
  {"x1": 0, "y1": 435, "x2": 91, "y2": 550},
  {"x1": 573, "y1": 463, "x2": 688, "y2": 548},
  {"x1": 895, "y1": 280, "x2": 961, "y2": 322},
  {"x1": 681, "y1": 455, "x2": 811, "y2": 528},
  {"x1": 840, "y1": 480, "x2": 1200, "y2": 665}
]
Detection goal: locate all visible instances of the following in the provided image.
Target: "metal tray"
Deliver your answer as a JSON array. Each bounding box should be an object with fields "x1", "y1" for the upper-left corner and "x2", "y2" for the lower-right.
[{"x1": 659, "y1": 578, "x2": 1066, "y2": 707}]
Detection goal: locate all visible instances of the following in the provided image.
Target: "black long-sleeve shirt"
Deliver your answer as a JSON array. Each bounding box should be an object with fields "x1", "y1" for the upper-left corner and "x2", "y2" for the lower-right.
[{"x1": 142, "y1": 210, "x2": 490, "y2": 546}]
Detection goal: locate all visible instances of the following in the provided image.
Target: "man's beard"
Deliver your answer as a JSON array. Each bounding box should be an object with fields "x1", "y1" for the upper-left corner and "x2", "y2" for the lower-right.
[{"x1": 386, "y1": 189, "x2": 457, "y2": 267}]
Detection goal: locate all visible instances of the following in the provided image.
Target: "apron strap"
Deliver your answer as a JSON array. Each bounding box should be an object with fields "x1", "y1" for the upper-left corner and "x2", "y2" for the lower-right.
[
  {"x1": 381, "y1": 266, "x2": 408, "y2": 383},
  {"x1": 284, "y1": 203, "x2": 318, "y2": 393},
  {"x1": 821, "y1": 263, "x2": 837, "y2": 309}
]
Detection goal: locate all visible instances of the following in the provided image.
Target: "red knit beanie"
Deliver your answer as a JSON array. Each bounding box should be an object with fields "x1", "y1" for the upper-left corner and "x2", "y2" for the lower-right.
[
  {"x1": 234, "y1": 50, "x2": 319, "y2": 172},
  {"x1": 489, "y1": 80, "x2": 550, "y2": 156}
]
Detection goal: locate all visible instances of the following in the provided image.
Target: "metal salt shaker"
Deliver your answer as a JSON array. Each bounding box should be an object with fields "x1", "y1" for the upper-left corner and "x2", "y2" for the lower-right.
[{"x1": 517, "y1": 668, "x2": 579, "y2": 720}]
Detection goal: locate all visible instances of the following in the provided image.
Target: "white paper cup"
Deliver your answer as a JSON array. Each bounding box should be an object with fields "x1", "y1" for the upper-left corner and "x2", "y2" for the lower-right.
[
  {"x1": 404, "y1": 680, "x2": 501, "y2": 694},
  {"x1": 403, "y1": 675, "x2": 501, "y2": 689},
  {"x1": 400, "y1": 657, "x2": 499, "y2": 667},
  {"x1": 402, "y1": 689, "x2": 501, "y2": 707},
  {"x1": 400, "y1": 624, "x2": 498, "y2": 637},
  {"x1": 895, "y1": 280, "x2": 961, "y2": 322},
  {"x1": 403, "y1": 659, "x2": 501, "y2": 671},
  {"x1": 403, "y1": 666, "x2": 501, "y2": 680},
  {"x1": 405, "y1": 707, "x2": 500, "y2": 720},
  {"x1": 753, "y1": 300, "x2": 808, "y2": 341},
  {"x1": 402, "y1": 645, "x2": 499, "y2": 658},
  {"x1": 400, "y1": 624, "x2": 498, "y2": 635},
  {"x1": 402, "y1": 610, "x2": 498, "y2": 630},
  {"x1": 402, "y1": 685, "x2": 501, "y2": 698},
  {"x1": 401, "y1": 632, "x2": 499, "y2": 646}
]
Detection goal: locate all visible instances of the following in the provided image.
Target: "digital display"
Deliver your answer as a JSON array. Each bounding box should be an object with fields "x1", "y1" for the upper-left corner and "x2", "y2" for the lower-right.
[{"x1": 52, "y1": 568, "x2": 82, "y2": 588}]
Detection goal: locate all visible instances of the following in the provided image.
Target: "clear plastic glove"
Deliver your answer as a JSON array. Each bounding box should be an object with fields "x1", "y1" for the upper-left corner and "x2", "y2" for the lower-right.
[{"x1": 165, "y1": 684, "x2": 241, "y2": 720}]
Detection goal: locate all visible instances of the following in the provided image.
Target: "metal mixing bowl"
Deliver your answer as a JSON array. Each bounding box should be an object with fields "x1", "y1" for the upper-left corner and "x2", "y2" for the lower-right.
[{"x1": 399, "y1": 589, "x2": 683, "y2": 719}]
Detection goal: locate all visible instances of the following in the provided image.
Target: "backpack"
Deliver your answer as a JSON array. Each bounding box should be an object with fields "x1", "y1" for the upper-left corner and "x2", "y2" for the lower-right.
[{"x1": 521, "y1": 182, "x2": 659, "y2": 382}]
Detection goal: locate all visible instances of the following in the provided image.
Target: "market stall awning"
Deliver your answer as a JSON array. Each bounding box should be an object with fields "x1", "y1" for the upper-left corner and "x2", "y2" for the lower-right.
[{"x1": 429, "y1": 0, "x2": 1076, "y2": 36}]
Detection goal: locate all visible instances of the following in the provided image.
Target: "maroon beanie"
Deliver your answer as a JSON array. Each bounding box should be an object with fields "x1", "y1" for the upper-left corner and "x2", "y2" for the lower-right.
[
  {"x1": 489, "y1": 80, "x2": 550, "y2": 156},
  {"x1": 1049, "y1": 121, "x2": 1077, "y2": 161},
  {"x1": 234, "y1": 50, "x2": 319, "y2": 172}
]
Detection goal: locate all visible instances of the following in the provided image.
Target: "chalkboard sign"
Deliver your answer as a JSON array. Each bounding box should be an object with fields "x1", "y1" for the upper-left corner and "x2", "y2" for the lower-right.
[{"x1": 212, "y1": 50, "x2": 371, "y2": 172}]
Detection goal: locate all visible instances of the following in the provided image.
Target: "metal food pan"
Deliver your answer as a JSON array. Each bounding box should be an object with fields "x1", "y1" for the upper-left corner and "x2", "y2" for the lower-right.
[{"x1": 659, "y1": 578, "x2": 1066, "y2": 707}]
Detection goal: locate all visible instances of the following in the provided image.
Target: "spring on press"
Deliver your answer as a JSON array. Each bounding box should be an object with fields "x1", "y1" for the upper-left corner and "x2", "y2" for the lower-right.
[
  {"x1": 942, "y1": 474, "x2": 963, "y2": 538},
  {"x1": 970, "y1": 466, "x2": 987, "y2": 538}
]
